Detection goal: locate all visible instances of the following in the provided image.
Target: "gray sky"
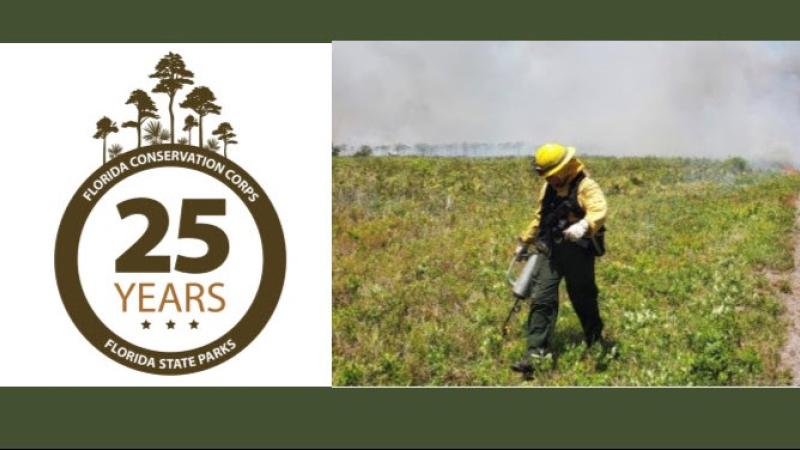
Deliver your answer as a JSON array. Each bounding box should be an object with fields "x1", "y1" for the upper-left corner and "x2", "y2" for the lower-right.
[{"x1": 334, "y1": 41, "x2": 800, "y2": 162}]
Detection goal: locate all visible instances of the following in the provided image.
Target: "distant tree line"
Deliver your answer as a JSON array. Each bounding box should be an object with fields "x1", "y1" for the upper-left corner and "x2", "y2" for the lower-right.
[{"x1": 332, "y1": 141, "x2": 530, "y2": 158}]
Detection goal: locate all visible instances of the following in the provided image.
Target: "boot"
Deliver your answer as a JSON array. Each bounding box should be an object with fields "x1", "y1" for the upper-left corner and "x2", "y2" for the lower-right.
[
  {"x1": 585, "y1": 321, "x2": 605, "y2": 348},
  {"x1": 510, "y1": 358, "x2": 534, "y2": 374},
  {"x1": 510, "y1": 348, "x2": 550, "y2": 375}
]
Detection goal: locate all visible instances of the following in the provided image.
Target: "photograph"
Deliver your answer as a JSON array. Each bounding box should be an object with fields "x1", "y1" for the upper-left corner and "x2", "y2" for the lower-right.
[{"x1": 333, "y1": 41, "x2": 800, "y2": 386}]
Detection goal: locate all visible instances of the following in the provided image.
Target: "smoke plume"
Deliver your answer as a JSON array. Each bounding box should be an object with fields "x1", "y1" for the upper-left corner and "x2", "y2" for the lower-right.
[{"x1": 334, "y1": 41, "x2": 800, "y2": 163}]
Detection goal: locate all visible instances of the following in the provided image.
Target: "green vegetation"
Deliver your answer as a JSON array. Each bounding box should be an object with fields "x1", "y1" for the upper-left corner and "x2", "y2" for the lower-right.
[{"x1": 333, "y1": 156, "x2": 800, "y2": 385}]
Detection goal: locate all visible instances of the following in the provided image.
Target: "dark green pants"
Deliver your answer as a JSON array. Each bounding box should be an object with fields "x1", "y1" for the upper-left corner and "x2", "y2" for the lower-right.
[{"x1": 526, "y1": 241, "x2": 603, "y2": 353}]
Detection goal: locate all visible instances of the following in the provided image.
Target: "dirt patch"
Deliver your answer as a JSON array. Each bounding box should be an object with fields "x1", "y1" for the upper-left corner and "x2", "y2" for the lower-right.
[{"x1": 778, "y1": 197, "x2": 800, "y2": 385}]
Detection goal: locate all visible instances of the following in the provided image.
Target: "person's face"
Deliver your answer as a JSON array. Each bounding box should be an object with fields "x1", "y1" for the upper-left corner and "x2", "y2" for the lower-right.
[{"x1": 546, "y1": 171, "x2": 567, "y2": 188}]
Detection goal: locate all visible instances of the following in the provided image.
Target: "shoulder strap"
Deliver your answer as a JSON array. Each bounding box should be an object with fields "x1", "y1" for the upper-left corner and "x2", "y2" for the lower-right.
[
  {"x1": 568, "y1": 171, "x2": 585, "y2": 198},
  {"x1": 540, "y1": 171, "x2": 585, "y2": 215},
  {"x1": 566, "y1": 171, "x2": 586, "y2": 217},
  {"x1": 542, "y1": 181, "x2": 557, "y2": 207}
]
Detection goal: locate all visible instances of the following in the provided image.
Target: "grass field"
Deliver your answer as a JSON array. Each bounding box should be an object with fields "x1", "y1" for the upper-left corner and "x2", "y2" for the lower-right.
[{"x1": 333, "y1": 156, "x2": 800, "y2": 386}]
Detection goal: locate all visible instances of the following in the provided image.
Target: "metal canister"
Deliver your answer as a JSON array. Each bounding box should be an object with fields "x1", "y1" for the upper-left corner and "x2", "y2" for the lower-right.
[{"x1": 512, "y1": 253, "x2": 539, "y2": 299}]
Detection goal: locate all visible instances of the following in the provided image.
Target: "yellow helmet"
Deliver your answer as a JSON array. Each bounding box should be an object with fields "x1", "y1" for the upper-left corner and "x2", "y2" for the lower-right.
[{"x1": 533, "y1": 142, "x2": 576, "y2": 177}]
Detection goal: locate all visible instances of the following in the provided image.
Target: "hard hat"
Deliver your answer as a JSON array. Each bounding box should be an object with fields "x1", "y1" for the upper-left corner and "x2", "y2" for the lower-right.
[{"x1": 533, "y1": 142, "x2": 576, "y2": 177}]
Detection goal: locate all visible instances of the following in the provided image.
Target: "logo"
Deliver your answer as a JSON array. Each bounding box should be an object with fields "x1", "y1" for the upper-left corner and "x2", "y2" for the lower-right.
[{"x1": 55, "y1": 52, "x2": 286, "y2": 375}]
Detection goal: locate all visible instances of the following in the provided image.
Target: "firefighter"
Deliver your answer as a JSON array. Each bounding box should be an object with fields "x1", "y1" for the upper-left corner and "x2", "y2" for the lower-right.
[{"x1": 511, "y1": 142, "x2": 608, "y2": 375}]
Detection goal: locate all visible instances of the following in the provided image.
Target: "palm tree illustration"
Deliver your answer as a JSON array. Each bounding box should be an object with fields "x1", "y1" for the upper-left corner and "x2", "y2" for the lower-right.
[
  {"x1": 93, "y1": 116, "x2": 119, "y2": 164},
  {"x1": 143, "y1": 121, "x2": 168, "y2": 145},
  {"x1": 212, "y1": 122, "x2": 238, "y2": 158},
  {"x1": 108, "y1": 143, "x2": 124, "y2": 159},
  {"x1": 121, "y1": 89, "x2": 159, "y2": 149},
  {"x1": 183, "y1": 115, "x2": 198, "y2": 145},
  {"x1": 206, "y1": 138, "x2": 221, "y2": 152},
  {"x1": 150, "y1": 52, "x2": 194, "y2": 144},
  {"x1": 180, "y1": 86, "x2": 221, "y2": 148}
]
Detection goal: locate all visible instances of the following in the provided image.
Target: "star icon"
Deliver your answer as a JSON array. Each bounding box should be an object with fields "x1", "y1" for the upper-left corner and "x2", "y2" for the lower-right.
[
  {"x1": 166, "y1": 320, "x2": 176, "y2": 330},
  {"x1": 141, "y1": 320, "x2": 151, "y2": 330},
  {"x1": 189, "y1": 320, "x2": 199, "y2": 330}
]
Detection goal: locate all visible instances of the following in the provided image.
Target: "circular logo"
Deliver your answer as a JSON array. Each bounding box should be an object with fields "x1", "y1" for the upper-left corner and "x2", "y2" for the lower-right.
[{"x1": 55, "y1": 144, "x2": 286, "y2": 375}]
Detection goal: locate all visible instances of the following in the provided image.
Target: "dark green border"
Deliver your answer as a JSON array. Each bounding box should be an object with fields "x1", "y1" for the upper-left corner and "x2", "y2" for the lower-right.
[
  {"x1": 2, "y1": 0, "x2": 800, "y2": 42},
  {"x1": 0, "y1": 387, "x2": 798, "y2": 448},
  {"x1": 4, "y1": 0, "x2": 800, "y2": 448}
]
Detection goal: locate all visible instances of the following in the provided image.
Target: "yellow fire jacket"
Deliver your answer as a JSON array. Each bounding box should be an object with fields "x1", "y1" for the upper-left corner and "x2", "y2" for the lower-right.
[{"x1": 519, "y1": 158, "x2": 608, "y2": 244}]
